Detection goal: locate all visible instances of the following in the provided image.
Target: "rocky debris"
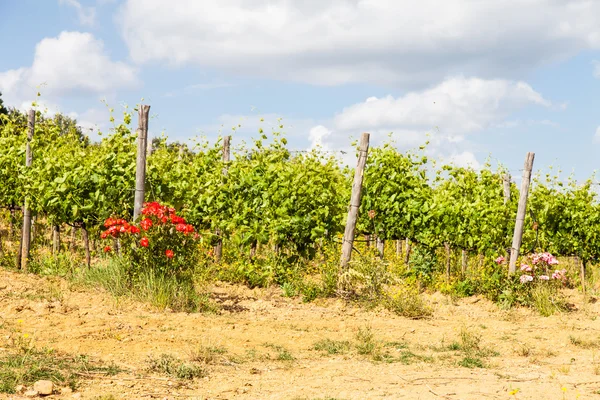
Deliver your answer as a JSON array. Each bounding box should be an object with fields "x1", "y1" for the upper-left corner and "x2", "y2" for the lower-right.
[
  {"x1": 24, "y1": 390, "x2": 38, "y2": 397},
  {"x1": 33, "y1": 380, "x2": 54, "y2": 395}
]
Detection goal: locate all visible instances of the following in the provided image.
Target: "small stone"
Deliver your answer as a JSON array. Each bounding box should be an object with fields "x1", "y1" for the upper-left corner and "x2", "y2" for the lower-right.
[
  {"x1": 60, "y1": 387, "x2": 73, "y2": 395},
  {"x1": 33, "y1": 380, "x2": 53, "y2": 395},
  {"x1": 24, "y1": 390, "x2": 39, "y2": 397},
  {"x1": 71, "y1": 393, "x2": 82, "y2": 399},
  {"x1": 15, "y1": 384, "x2": 24, "y2": 393}
]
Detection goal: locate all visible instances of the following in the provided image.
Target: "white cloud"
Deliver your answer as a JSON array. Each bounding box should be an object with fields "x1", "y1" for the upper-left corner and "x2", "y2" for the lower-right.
[
  {"x1": 447, "y1": 151, "x2": 481, "y2": 170},
  {"x1": 332, "y1": 77, "x2": 552, "y2": 136},
  {"x1": 308, "y1": 125, "x2": 332, "y2": 150},
  {"x1": 594, "y1": 126, "x2": 600, "y2": 143},
  {"x1": 118, "y1": 0, "x2": 600, "y2": 86},
  {"x1": 59, "y1": 0, "x2": 96, "y2": 26},
  {"x1": 308, "y1": 76, "x2": 554, "y2": 166},
  {"x1": 0, "y1": 31, "x2": 139, "y2": 105}
]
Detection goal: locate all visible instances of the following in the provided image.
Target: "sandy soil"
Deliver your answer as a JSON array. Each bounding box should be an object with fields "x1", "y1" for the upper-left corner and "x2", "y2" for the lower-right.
[{"x1": 2, "y1": 269, "x2": 600, "y2": 400}]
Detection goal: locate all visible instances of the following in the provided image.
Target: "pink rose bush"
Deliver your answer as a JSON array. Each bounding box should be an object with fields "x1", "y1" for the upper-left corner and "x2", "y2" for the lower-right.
[{"x1": 517, "y1": 252, "x2": 567, "y2": 286}]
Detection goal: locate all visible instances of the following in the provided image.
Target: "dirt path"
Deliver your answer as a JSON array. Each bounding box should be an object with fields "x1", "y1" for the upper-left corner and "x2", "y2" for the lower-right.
[{"x1": 2, "y1": 269, "x2": 600, "y2": 399}]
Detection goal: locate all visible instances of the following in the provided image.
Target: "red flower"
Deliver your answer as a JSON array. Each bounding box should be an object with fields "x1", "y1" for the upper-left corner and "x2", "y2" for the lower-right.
[
  {"x1": 104, "y1": 217, "x2": 116, "y2": 227},
  {"x1": 176, "y1": 223, "x2": 187, "y2": 232},
  {"x1": 100, "y1": 231, "x2": 109, "y2": 239},
  {"x1": 129, "y1": 225, "x2": 140, "y2": 234},
  {"x1": 165, "y1": 249, "x2": 174, "y2": 259},
  {"x1": 103, "y1": 245, "x2": 112, "y2": 253},
  {"x1": 171, "y1": 215, "x2": 186, "y2": 224},
  {"x1": 161, "y1": 216, "x2": 168, "y2": 224},
  {"x1": 140, "y1": 237, "x2": 149, "y2": 247},
  {"x1": 184, "y1": 224, "x2": 195, "y2": 234},
  {"x1": 140, "y1": 218, "x2": 153, "y2": 230}
]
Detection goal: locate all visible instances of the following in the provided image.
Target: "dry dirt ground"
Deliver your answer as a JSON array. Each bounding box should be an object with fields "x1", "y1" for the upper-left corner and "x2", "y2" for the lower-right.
[{"x1": 3, "y1": 269, "x2": 600, "y2": 400}]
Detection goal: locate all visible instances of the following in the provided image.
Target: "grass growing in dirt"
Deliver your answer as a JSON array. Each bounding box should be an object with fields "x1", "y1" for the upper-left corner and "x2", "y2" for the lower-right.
[
  {"x1": 0, "y1": 344, "x2": 122, "y2": 394},
  {"x1": 313, "y1": 339, "x2": 352, "y2": 355},
  {"x1": 263, "y1": 343, "x2": 295, "y2": 361},
  {"x1": 384, "y1": 286, "x2": 433, "y2": 319},
  {"x1": 147, "y1": 354, "x2": 206, "y2": 380},
  {"x1": 190, "y1": 345, "x2": 229, "y2": 365},
  {"x1": 314, "y1": 327, "x2": 434, "y2": 365},
  {"x1": 77, "y1": 258, "x2": 218, "y2": 313},
  {"x1": 450, "y1": 327, "x2": 499, "y2": 368}
]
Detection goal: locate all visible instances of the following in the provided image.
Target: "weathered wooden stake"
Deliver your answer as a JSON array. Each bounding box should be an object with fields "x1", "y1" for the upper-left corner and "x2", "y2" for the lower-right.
[
  {"x1": 503, "y1": 173, "x2": 512, "y2": 262},
  {"x1": 52, "y1": 225, "x2": 61, "y2": 255},
  {"x1": 396, "y1": 239, "x2": 403, "y2": 259},
  {"x1": 82, "y1": 226, "x2": 91, "y2": 268},
  {"x1": 404, "y1": 238, "x2": 411, "y2": 266},
  {"x1": 340, "y1": 133, "x2": 370, "y2": 269},
  {"x1": 376, "y1": 236, "x2": 384, "y2": 259},
  {"x1": 461, "y1": 249, "x2": 468, "y2": 276},
  {"x1": 444, "y1": 243, "x2": 451, "y2": 281},
  {"x1": 508, "y1": 152, "x2": 535, "y2": 274},
  {"x1": 133, "y1": 105, "x2": 151, "y2": 221},
  {"x1": 215, "y1": 136, "x2": 231, "y2": 263},
  {"x1": 365, "y1": 234, "x2": 371, "y2": 248},
  {"x1": 20, "y1": 109, "x2": 35, "y2": 272},
  {"x1": 503, "y1": 173, "x2": 511, "y2": 205}
]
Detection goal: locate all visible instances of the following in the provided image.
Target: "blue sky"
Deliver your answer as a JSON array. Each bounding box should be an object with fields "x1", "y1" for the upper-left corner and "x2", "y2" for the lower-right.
[{"x1": 1, "y1": 0, "x2": 600, "y2": 182}]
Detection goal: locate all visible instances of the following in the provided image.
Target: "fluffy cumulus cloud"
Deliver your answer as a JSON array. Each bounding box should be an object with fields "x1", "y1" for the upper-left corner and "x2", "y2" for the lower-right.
[
  {"x1": 58, "y1": 0, "x2": 96, "y2": 26},
  {"x1": 309, "y1": 76, "x2": 554, "y2": 166},
  {"x1": 118, "y1": 0, "x2": 600, "y2": 87},
  {"x1": 0, "y1": 31, "x2": 139, "y2": 105}
]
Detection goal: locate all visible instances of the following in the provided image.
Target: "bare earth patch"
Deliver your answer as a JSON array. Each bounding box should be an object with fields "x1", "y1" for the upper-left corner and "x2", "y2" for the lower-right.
[{"x1": 2, "y1": 269, "x2": 600, "y2": 399}]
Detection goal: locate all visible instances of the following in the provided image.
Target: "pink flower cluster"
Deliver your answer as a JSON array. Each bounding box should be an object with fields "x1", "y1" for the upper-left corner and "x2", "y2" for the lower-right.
[
  {"x1": 518, "y1": 252, "x2": 565, "y2": 285},
  {"x1": 532, "y1": 252, "x2": 559, "y2": 266},
  {"x1": 495, "y1": 256, "x2": 505, "y2": 265},
  {"x1": 551, "y1": 269, "x2": 567, "y2": 282}
]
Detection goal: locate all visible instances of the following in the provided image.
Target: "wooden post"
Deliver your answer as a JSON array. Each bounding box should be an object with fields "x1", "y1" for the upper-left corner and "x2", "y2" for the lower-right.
[
  {"x1": 396, "y1": 239, "x2": 403, "y2": 259},
  {"x1": 214, "y1": 136, "x2": 231, "y2": 263},
  {"x1": 404, "y1": 238, "x2": 411, "y2": 265},
  {"x1": 503, "y1": 173, "x2": 511, "y2": 205},
  {"x1": 20, "y1": 109, "x2": 35, "y2": 272},
  {"x1": 340, "y1": 133, "x2": 370, "y2": 269},
  {"x1": 82, "y1": 226, "x2": 91, "y2": 268},
  {"x1": 365, "y1": 234, "x2": 371, "y2": 248},
  {"x1": 444, "y1": 243, "x2": 451, "y2": 281},
  {"x1": 133, "y1": 105, "x2": 151, "y2": 221},
  {"x1": 52, "y1": 225, "x2": 60, "y2": 255},
  {"x1": 9, "y1": 208, "x2": 15, "y2": 238},
  {"x1": 508, "y1": 152, "x2": 535, "y2": 274},
  {"x1": 461, "y1": 249, "x2": 467, "y2": 276},
  {"x1": 376, "y1": 236, "x2": 384, "y2": 259},
  {"x1": 503, "y1": 173, "x2": 512, "y2": 262}
]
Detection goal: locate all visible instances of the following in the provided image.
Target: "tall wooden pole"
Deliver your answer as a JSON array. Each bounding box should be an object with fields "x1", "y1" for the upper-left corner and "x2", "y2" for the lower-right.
[
  {"x1": 503, "y1": 173, "x2": 511, "y2": 205},
  {"x1": 340, "y1": 133, "x2": 370, "y2": 269},
  {"x1": 214, "y1": 136, "x2": 231, "y2": 263},
  {"x1": 133, "y1": 105, "x2": 150, "y2": 221},
  {"x1": 503, "y1": 173, "x2": 512, "y2": 262},
  {"x1": 20, "y1": 110, "x2": 35, "y2": 272},
  {"x1": 508, "y1": 152, "x2": 535, "y2": 274}
]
